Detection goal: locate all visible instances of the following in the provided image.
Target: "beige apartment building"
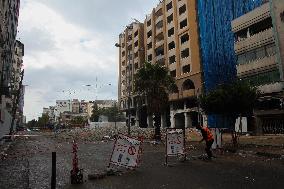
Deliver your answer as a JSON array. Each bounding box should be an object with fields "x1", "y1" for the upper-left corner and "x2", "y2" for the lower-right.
[
  {"x1": 118, "y1": 0, "x2": 202, "y2": 128},
  {"x1": 232, "y1": 0, "x2": 284, "y2": 134}
]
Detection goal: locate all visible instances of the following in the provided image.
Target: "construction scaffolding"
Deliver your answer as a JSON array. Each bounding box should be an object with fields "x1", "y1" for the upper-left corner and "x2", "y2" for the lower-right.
[{"x1": 197, "y1": 0, "x2": 263, "y2": 128}]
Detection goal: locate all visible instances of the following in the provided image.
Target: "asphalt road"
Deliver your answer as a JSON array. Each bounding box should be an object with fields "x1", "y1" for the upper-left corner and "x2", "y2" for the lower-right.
[{"x1": 0, "y1": 132, "x2": 284, "y2": 189}]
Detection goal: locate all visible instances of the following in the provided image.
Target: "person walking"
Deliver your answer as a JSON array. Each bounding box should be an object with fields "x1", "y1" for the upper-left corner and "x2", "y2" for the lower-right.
[{"x1": 196, "y1": 125, "x2": 214, "y2": 159}]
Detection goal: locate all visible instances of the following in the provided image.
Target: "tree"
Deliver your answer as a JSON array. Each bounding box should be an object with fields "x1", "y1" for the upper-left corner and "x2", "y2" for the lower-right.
[
  {"x1": 37, "y1": 114, "x2": 49, "y2": 128},
  {"x1": 199, "y1": 81, "x2": 259, "y2": 147},
  {"x1": 90, "y1": 103, "x2": 99, "y2": 122},
  {"x1": 134, "y1": 62, "x2": 176, "y2": 140},
  {"x1": 71, "y1": 116, "x2": 86, "y2": 125},
  {"x1": 26, "y1": 119, "x2": 38, "y2": 129}
]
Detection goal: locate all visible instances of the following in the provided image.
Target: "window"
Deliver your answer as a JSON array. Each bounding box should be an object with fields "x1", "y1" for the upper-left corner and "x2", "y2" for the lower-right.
[
  {"x1": 181, "y1": 48, "x2": 189, "y2": 58},
  {"x1": 169, "y1": 55, "x2": 176, "y2": 64},
  {"x1": 168, "y1": 28, "x2": 174, "y2": 37},
  {"x1": 148, "y1": 54, "x2": 152, "y2": 61},
  {"x1": 147, "y1": 19, "x2": 151, "y2": 26},
  {"x1": 134, "y1": 31, "x2": 138, "y2": 37},
  {"x1": 246, "y1": 51, "x2": 256, "y2": 62},
  {"x1": 183, "y1": 79, "x2": 195, "y2": 90},
  {"x1": 167, "y1": 14, "x2": 173, "y2": 24},
  {"x1": 134, "y1": 52, "x2": 138, "y2": 58},
  {"x1": 170, "y1": 70, "x2": 176, "y2": 77},
  {"x1": 147, "y1": 42, "x2": 152, "y2": 50},
  {"x1": 237, "y1": 54, "x2": 246, "y2": 65},
  {"x1": 134, "y1": 41, "x2": 138, "y2": 47},
  {"x1": 179, "y1": 4, "x2": 186, "y2": 15},
  {"x1": 182, "y1": 65, "x2": 191, "y2": 73},
  {"x1": 147, "y1": 30, "x2": 152, "y2": 38},
  {"x1": 266, "y1": 44, "x2": 276, "y2": 56},
  {"x1": 135, "y1": 63, "x2": 139, "y2": 69},
  {"x1": 122, "y1": 51, "x2": 125, "y2": 57},
  {"x1": 255, "y1": 47, "x2": 266, "y2": 60},
  {"x1": 155, "y1": 46, "x2": 164, "y2": 56},
  {"x1": 156, "y1": 20, "x2": 163, "y2": 30},
  {"x1": 180, "y1": 19, "x2": 187, "y2": 29},
  {"x1": 168, "y1": 41, "x2": 175, "y2": 50},
  {"x1": 180, "y1": 33, "x2": 189, "y2": 44},
  {"x1": 122, "y1": 61, "x2": 126, "y2": 66},
  {"x1": 166, "y1": 2, "x2": 173, "y2": 11}
]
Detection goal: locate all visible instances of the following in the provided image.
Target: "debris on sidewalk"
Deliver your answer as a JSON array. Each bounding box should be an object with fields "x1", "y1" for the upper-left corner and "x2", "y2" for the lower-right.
[{"x1": 88, "y1": 171, "x2": 107, "y2": 180}]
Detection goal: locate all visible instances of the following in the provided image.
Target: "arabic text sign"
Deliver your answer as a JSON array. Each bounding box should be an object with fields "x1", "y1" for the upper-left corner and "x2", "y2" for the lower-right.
[
  {"x1": 166, "y1": 129, "x2": 184, "y2": 156},
  {"x1": 110, "y1": 135, "x2": 142, "y2": 168}
]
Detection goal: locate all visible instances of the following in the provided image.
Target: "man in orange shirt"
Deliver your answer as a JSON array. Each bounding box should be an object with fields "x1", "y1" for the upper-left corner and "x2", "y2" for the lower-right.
[{"x1": 196, "y1": 125, "x2": 214, "y2": 159}]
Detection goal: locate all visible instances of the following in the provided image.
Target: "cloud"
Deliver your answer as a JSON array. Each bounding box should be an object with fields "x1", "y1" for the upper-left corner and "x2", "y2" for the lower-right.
[{"x1": 17, "y1": 0, "x2": 157, "y2": 121}]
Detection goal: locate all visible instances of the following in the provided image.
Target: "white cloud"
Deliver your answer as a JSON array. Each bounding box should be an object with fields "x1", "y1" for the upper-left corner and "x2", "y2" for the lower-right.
[{"x1": 17, "y1": 0, "x2": 157, "y2": 121}]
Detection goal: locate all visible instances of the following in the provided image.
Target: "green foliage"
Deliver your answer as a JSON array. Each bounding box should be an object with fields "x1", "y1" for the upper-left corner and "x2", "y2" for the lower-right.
[
  {"x1": 37, "y1": 114, "x2": 49, "y2": 128},
  {"x1": 90, "y1": 103, "x2": 125, "y2": 122},
  {"x1": 199, "y1": 81, "x2": 259, "y2": 116},
  {"x1": 71, "y1": 116, "x2": 86, "y2": 124},
  {"x1": 90, "y1": 103, "x2": 99, "y2": 122},
  {"x1": 134, "y1": 62, "x2": 176, "y2": 114},
  {"x1": 26, "y1": 119, "x2": 38, "y2": 128}
]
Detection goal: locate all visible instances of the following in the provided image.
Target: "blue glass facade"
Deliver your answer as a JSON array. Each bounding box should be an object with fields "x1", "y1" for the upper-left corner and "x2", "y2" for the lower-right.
[{"x1": 197, "y1": 0, "x2": 263, "y2": 128}]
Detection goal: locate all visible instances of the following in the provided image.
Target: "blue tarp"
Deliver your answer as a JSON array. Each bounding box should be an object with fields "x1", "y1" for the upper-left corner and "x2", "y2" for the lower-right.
[{"x1": 197, "y1": 0, "x2": 263, "y2": 128}]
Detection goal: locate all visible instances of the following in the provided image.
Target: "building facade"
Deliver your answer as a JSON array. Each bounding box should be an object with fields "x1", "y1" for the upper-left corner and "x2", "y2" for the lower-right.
[
  {"x1": 118, "y1": 21, "x2": 145, "y2": 126},
  {"x1": 0, "y1": 0, "x2": 21, "y2": 138},
  {"x1": 232, "y1": 0, "x2": 284, "y2": 134},
  {"x1": 117, "y1": 0, "x2": 266, "y2": 129}
]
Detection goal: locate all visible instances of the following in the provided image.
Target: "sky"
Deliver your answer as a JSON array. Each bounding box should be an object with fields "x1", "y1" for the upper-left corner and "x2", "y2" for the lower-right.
[{"x1": 17, "y1": 0, "x2": 157, "y2": 121}]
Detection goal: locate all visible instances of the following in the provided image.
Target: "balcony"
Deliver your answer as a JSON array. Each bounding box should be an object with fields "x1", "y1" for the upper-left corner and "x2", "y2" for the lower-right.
[
  {"x1": 168, "y1": 62, "x2": 176, "y2": 71},
  {"x1": 155, "y1": 3, "x2": 163, "y2": 13},
  {"x1": 168, "y1": 47, "x2": 176, "y2": 56},
  {"x1": 234, "y1": 27, "x2": 274, "y2": 54},
  {"x1": 166, "y1": 6, "x2": 174, "y2": 16},
  {"x1": 156, "y1": 54, "x2": 165, "y2": 62},
  {"x1": 177, "y1": 0, "x2": 186, "y2": 9},
  {"x1": 258, "y1": 82, "x2": 284, "y2": 94},
  {"x1": 178, "y1": 9, "x2": 187, "y2": 22},
  {"x1": 237, "y1": 55, "x2": 277, "y2": 77},
  {"x1": 155, "y1": 15, "x2": 163, "y2": 25},
  {"x1": 232, "y1": 2, "x2": 270, "y2": 33},
  {"x1": 169, "y1": 93, "x2": 179, "y2": 101},
  {"x1": 155, "y1": 39, "x2": 164, "y2": 48},
  {"x1": 166, "y1": 20, "x2": 174, "y2": 29},
  {"x1": 156, "y1": 27, "x2": 163, "y2": 35},
  {"x1": 181, "y1": 89, "x2": 195, "y2": 98},
  {"x1": 180, "y1": 56, "x2": 190, "y2": 66},
  {"x1": 180, "y1": 40, "x2": 189, "y2": 50}
]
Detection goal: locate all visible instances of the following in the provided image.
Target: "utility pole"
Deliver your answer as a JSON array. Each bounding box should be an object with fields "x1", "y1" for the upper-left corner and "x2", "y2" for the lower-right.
[{"x1": 9, "y1": 69, "x2": 24, "y2": 135}]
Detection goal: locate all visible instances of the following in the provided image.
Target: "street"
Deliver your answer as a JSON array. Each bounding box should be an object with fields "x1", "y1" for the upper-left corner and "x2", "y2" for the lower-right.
[{"x1": 0, "y1": 132, "x2": 283, "y2": 189}]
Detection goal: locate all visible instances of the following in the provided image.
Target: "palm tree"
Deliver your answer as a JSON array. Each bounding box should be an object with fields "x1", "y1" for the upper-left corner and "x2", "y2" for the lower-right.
[{"x1": 134, "y1": 62, "x2": 176, "y2": 140}]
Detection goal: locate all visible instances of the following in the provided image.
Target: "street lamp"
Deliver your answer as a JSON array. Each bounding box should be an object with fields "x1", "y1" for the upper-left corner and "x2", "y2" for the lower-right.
[{"x1": 115, "y1": 42, "x2": 131, "y2": 135}]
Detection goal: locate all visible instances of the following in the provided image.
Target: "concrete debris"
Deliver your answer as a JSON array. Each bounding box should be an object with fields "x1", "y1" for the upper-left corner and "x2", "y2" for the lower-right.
[{"x1": 87, "y1": 171, "x2": 107, "y2": 180}]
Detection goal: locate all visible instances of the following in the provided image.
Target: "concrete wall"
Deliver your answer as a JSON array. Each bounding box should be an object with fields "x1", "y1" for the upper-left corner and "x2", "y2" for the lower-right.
[{"x1": 0, "y1": 109, "x2": 12, "y2": 140}]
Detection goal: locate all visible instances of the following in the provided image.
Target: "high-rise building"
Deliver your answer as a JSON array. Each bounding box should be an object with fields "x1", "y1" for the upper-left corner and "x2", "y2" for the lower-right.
[
  {"x1": 117, "y1": 0, "x2": 269, "y2": 130},
  {"x1": 0, "y1": 0, "x2": 21, "y2": 96},
  {"x1": 0, "y1": 0, "x2": 21, "y2": 138},
  {"x1": 232, "y1": 0, "x2": 284, "y2": 134},
  {"x1": 118, "y1": 22, "x2": 145, "y2": 126}
]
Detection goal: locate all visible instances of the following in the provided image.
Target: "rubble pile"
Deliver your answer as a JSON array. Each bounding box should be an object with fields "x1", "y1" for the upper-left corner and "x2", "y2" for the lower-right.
[
  {"x1": 55, "y1": 125, "x2": 202, "y2": 142},
  {"x1": 56, "y1": 125, "x2": 159, "y2": 142}
]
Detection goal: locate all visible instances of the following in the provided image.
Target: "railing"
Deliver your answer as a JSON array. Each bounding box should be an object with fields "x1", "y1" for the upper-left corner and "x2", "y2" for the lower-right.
[
  {"x1": 237, "y1": 54, "x2": 277, "y2": 77},
  {"x1": 231, "y1": 2, "x2": 270, "y2": 32},
  {"x1": 234, "y1": 27, "x2": 274, "y2": 54}
]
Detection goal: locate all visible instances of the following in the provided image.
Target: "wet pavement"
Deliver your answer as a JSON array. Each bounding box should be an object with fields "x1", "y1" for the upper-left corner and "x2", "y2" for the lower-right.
[{"x1": 0, "y1": 132, "x2": 284, "y2": 189}]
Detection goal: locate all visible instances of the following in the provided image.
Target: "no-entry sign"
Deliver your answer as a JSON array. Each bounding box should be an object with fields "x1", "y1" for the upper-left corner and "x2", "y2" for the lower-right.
[{"x1": 109, "y1": 135, "x2": 142, "y2": 168}]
